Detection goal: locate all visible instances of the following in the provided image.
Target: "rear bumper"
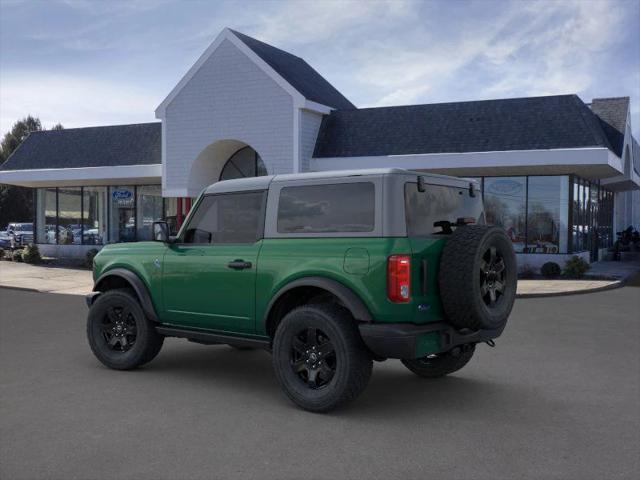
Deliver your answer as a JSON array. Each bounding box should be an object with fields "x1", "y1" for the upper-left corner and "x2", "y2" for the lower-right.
[{"x1": 358, "y1": 321, "x2": 505, "y2": 359}]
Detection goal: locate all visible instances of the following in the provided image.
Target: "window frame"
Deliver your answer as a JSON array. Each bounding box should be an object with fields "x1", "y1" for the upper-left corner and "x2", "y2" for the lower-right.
[{"x1": 177, "y1": 190, "x2": 267, "y2": 246}]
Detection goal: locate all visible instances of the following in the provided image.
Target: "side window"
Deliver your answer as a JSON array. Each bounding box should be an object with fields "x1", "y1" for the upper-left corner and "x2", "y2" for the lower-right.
[
  {"x1": 277, "y1": 182, "x2": 375, "y2": 234},
  {"x1": 183, "y1": 192, "x2": 265, "y2": 244}
]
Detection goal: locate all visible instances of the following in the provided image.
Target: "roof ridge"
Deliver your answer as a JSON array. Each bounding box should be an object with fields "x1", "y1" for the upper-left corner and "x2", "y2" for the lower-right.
[
  {"x1": 350, "y1": 94, "x2": 578, "y2": 112},
  {"x1": 29, "y1": 122, "x2": 161, "y2": 134},
  {"x1": 228, "y1": 29, "x2": 304, "y2": 61}
]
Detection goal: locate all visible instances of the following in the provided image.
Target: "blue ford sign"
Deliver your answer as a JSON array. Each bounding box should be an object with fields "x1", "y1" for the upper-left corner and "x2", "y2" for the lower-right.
[{"x1": 112, "y1": 189, "x2": 133, "y2": 200}]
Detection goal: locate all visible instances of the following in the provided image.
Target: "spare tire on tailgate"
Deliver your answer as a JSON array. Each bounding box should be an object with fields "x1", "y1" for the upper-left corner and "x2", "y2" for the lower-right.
[{"x1": 438, "y1": 225, "x2": 517, "y2": 331}]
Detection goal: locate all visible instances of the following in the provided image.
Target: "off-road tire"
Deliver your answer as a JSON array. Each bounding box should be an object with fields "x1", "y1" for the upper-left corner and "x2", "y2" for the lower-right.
[
  {"x1": 87, "y1": 288, "x2": 164, "y2": 370},
  {"x1": 272, "y1": 304, "x2": 373, "y2": 413},
  {"x1": 439, "y1": 225, "x2": 517, "y2": 330},
  {"x1": 402, "y1": 345, "x2": 475, "y2": 378}
]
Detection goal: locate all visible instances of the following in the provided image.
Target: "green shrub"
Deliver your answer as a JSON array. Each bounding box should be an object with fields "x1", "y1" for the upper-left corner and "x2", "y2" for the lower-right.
[
  {"x1": 540, "y1": 262, "x2": 561, "y2": 278},
  {"x1": 563, "y1": 256, "x2": 590, "y2": 278},
  {"x1": 21, "y1": 244, "x2": 42, "y2": 264},
  {"x1": 12, "y1": 250, "x2": 24, "y2": 262},
  {"x1": 0, "y1": 248, "x2": 4, "y2": 260},
  {"x1": 519, "y1": 264, "x2": 537, "y2": 279},
  {"x1": 85, "y1": 248, "x2": 99, "y2": 268}
]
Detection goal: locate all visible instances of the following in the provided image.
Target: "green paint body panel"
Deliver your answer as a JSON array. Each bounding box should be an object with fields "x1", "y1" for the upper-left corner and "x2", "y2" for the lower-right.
[{"x1": 92, "y1": 234, "x2": 449, "y2": 355}]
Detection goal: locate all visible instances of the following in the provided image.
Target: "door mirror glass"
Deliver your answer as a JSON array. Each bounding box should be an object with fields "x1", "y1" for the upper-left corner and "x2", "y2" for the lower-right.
[{"x1": 152, "y1": 221, "x2": 169, "y2": 242}]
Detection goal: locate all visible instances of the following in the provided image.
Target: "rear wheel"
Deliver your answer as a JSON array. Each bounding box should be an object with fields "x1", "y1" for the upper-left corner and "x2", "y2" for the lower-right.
[
  {"x1": 87, "y1": 289, "x2": 164, "y2": 370},
  {"x1": 272, "y1": 304, "x2": 372, "y2": 412},
  {"x1": 402, "y1": 345, "x2": 475, "y2": 378}
]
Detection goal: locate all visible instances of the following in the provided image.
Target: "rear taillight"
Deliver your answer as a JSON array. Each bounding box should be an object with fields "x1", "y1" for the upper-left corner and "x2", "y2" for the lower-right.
[{"x1": 387, "y1": 255, "x2": 411, "y2": 303}]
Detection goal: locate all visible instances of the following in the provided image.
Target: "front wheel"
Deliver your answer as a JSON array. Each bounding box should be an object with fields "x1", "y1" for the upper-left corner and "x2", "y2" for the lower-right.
[
  {"x1": 401, "y1": 345, "x2": 475, "y2": 378},
  {"x1": 87, "y1": 289, "x2": 164, "y2": 370},
  {"x1": 272, "y1": 304, "x2": 372, "y2": 412}
]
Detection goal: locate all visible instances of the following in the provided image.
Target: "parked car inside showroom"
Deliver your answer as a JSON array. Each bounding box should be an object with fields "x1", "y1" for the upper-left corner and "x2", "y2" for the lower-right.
[{"x1": 5, "y1": 222, "x2": 34, "y2": 248}]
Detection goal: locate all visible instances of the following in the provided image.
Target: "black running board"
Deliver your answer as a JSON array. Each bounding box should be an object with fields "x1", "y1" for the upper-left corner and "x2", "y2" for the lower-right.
[{"x1": 156, "y1": 326, "x2": 271, "y2": 351}]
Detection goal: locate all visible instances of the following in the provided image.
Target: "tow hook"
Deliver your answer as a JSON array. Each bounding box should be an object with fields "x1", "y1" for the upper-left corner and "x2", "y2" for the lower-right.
[{"x1": 485, "y1": 339, "x2": 496, "y2": 348}]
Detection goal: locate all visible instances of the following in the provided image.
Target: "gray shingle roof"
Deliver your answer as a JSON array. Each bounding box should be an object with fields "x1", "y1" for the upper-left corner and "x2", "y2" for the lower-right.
[
  {"x1": 313, "y1": 95, "x2": 616, "y2": 158},
  {"x1": 230, "y1": 29, "x2": 355, "y2": 110},
  {"x1": 0, "y1": 122, "x2": 161, "y2": 171},
  {"x1": 589, "y1": 97, "x2": 629, "y2": 157}
]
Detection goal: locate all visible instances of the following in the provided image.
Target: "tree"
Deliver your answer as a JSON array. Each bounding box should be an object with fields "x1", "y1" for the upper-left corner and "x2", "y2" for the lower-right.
[{"x1": 0, "y1": 116, "x2": 63, "y2": 228}]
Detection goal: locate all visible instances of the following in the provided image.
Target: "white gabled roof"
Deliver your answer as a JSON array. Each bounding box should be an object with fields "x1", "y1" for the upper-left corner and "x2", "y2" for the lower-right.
[{"x1": 155, "y1": 28, "x2": 344, "y2": 117}]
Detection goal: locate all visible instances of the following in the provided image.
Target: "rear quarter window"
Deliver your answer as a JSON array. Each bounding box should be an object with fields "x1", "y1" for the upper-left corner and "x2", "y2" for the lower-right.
[
  {"x1": 277, "y1": 182, "x2": 375, "y2": 234},
  {"x1": 405, "y1": 182, "x2": 483, "y2": 236}
]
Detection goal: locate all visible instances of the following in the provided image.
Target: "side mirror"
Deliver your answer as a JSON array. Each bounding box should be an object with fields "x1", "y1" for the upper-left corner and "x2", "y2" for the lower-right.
[{"x1": 152, "y1": 221, "x2": 170, "y2": 242}]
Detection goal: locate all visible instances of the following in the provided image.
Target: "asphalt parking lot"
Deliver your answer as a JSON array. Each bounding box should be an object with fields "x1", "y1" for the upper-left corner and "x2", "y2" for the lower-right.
[{"x1": 1, "y1": 279, "x2": 639, "y2": 480}]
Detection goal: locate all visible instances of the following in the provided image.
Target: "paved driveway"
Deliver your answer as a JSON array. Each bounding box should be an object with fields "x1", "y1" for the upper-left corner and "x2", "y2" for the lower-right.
[{"x1": 1, "y1": 280, "x2": 639, "y2": 480}]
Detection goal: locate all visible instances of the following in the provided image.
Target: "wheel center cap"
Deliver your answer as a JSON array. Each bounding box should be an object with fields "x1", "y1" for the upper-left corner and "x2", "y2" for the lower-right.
[
  {"x1": 309, "y1": 353, "x2": 318, "y2": 362},
  {"x1": 116, "y1": 325, "x2": 123, "y2": 333}
]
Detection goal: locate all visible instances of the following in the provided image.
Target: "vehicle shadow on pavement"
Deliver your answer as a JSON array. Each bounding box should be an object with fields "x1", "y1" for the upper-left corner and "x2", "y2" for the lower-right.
[
  {"x1": 352, "y1": 368, "x2": 534, "y2": 419},
  {"x1": 99, "y1": 341, "x2": 541, "y2": 418}
]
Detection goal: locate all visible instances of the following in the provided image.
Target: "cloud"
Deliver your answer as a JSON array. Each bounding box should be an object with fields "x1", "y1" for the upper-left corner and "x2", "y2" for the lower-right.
[
  {"x1": 344, "y1": 0, "x2": 628, "y2": 107},
  {"x1": 248, "y1": 0, "x2": 412, "y2": 46},
  {"x1": 0, "y1": 0, "x2": 637, "y2": 138},
  {"x1": 0, "y1": 72, "x2": 158, "y2": 132}
]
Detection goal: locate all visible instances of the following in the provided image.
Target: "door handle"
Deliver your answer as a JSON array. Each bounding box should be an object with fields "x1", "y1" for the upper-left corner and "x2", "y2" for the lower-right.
[{"x1": 227, "y1": 259, "x2": 252, "y2": 270}]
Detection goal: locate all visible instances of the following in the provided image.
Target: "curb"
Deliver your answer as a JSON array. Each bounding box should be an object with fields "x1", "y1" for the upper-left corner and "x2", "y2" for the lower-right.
[
  {"x1": 516, "y1": 279, "x2": 624, "y2": 299},
  {"x1": 0, "y1": 284, "x2": 41, "y2": 293}
]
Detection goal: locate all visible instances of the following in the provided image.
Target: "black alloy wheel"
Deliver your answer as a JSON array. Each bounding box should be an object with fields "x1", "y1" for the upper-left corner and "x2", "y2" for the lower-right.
[
  {"x1": 87, "y1": 289, "x2": 164, "y2": 370},
  {"x1": 100, "y1": 305, "x2": 137, "y2": 352},
  {"x1": 479, "y1": 246, "x2": 506, "y2": 307},
  {"x1": 402, "y1": 344, "x2": 476, "y2": 378},
  {"x1": 438, "y1": 225, "x2": 517, "y2": 330},
  {"x1": 291, "y1": 327, "x2": 337, "y2": 389},
  {"x1": 272, "y1": 304, "x2": 372, "y2": 412}
]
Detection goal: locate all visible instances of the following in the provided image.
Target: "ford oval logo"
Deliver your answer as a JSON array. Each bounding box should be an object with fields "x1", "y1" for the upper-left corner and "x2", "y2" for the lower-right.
[
  {"x1": 487, "y1": 179, "x2": 523, "y2": 195},
  {"x1": 112, "y1": 189, "x2": 133, "y2": 200}
]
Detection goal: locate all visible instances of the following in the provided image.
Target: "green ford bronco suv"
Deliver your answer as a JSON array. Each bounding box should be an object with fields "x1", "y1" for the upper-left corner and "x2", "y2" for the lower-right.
[{"x1": 87, "y1": 169, "x2": 517, "y2": 412}]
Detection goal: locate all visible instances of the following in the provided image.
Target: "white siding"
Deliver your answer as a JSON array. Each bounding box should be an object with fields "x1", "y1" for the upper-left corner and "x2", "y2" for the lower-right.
[
  {"x1": 299, "y1": 110, "x2": 324, "y2": 172},
  {"x1": 163, "y1": 39, "x2": 294, "y2": 195}
]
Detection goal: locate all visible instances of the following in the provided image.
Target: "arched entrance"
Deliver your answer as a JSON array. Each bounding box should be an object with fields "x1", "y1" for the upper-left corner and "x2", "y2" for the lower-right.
[
  {"x1": 187, "y1": 139, "x2": 268, "y2": 196},
  {"x1": 219, "y1": 146, "x2": 268, "y2": 181}
]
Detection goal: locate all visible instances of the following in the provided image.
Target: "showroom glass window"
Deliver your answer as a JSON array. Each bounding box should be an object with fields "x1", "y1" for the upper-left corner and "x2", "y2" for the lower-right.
[
  {"x1": 36, "y1": 188, "x2": 57, "y2": 244},
  {"x1": 136, "y1": 185, "x2": 163, "y2": 241},
  {"x1": 83, "y1": 187, "x2": 106, "y2": 245},
  {"x1": 277, "y1": 183, "x2": 375, "y2": 234},
  {"x1": 219, "y1": 147, "x2": 268, "y2": 181},
  {"x1": 109, "y1": 186, "x2": 136, "y2": 242},
  {"x1": 526, "y1": 176, "x2": 569, "y2": 254},
  {"x1": 483, "y1": 177, "x2": 526, "y2": 253},
  {"x1": 57, "y1": 188, "x2": 82, "y2": 245}
]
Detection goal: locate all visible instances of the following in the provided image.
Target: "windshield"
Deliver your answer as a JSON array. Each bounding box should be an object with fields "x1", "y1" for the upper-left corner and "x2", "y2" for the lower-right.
[{"x1": 405, "y1": 182, "x2": 483, "y2": 236}]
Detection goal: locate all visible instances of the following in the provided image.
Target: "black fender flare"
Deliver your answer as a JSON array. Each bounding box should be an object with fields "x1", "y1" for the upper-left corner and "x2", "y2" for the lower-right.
[
  {"x1": 92, "y1": 268, "x2": 159, "y2": 322},
  {"x1": 263, "y1": 276, "x2": 373, "y2": 331}
]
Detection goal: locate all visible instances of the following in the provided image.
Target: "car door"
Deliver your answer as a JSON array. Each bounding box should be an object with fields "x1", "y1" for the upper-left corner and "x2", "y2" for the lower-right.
[{"x1": 161, "y1": 191, "x2": 266, "y2": 333}]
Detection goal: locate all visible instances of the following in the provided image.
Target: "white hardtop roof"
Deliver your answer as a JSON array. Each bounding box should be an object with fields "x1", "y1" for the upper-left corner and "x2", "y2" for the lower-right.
[{"x1": 203, "y1": 168, "x2": 474, "y2": 195}]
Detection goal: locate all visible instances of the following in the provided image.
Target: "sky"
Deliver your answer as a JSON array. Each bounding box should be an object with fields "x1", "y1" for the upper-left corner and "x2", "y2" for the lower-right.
[{"x1": 1, "y1": 0, "x2": 639, "y2": 138}]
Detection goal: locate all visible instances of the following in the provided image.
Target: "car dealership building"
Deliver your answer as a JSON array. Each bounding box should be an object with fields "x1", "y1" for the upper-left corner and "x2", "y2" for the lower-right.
[{"x1": 1, "y1": 28, "x2": 638, "y2": 267}]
